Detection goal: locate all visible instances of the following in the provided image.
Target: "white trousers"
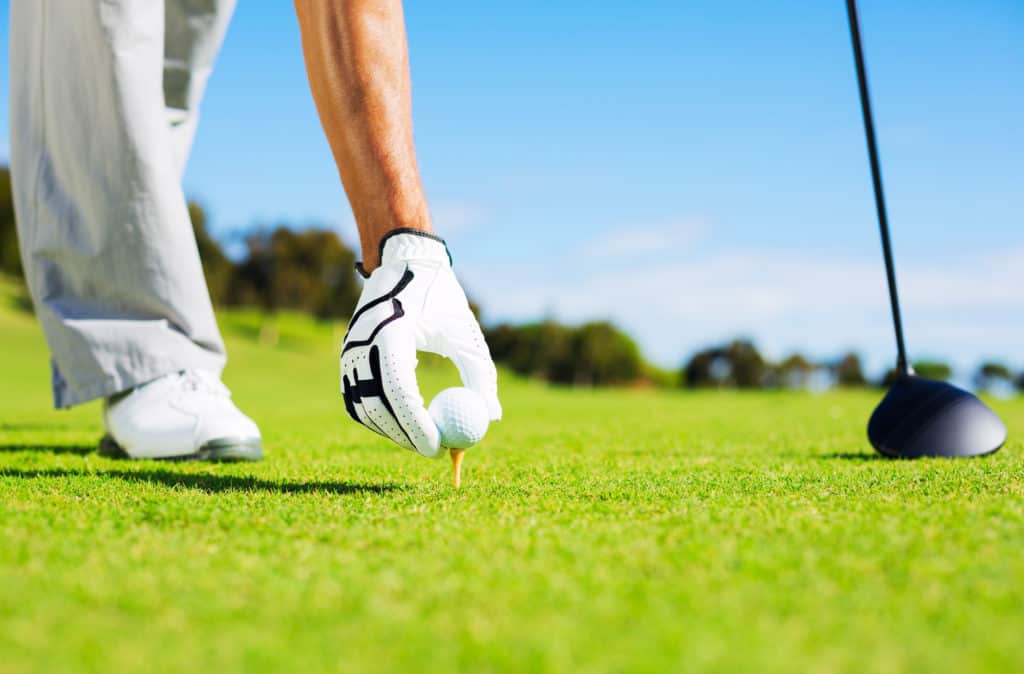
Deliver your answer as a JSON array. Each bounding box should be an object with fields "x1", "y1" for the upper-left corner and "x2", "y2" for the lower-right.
[{"x1": 9, "y1": 0, "x2": 236, "y2": 407}]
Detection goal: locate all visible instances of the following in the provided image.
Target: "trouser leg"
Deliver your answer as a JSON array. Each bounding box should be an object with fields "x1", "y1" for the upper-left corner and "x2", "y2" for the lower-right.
[
  {"x1": 164, "y1": 0, "x2": 237, "y2": 177},
  {"x1": 9, "y1": 1, "x2": 232, "y2": 408}
]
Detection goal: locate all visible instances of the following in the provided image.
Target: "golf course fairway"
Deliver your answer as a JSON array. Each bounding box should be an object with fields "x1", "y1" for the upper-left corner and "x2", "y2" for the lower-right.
[{"x1": 2, "y1": 282, "x2": 1023, "y2": 674}]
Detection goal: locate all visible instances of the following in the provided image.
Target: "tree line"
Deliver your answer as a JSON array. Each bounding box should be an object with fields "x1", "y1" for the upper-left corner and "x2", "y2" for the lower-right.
[
  {"x1": 1, "y1": 166, "x2": 360, "y2": 319},
  {"x1": 485, "y1": 327, "x2": 1024, "y2": 392},
  {"x1": 679, "y1": 339, "x2": 1021, "y2": 392},
  {"x1": 1, "y1": 166, "x2": 1020, "y2": 392},
  {"x1": 188, "y1": 203, "x2": 361, "y2": 318}
]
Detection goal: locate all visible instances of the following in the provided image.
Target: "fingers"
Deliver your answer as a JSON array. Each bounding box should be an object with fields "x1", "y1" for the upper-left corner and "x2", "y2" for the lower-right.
[
  {"x1": 341, "y1": 263, "x2": 441, "y2": 457},
  {"x1": 340, "y1": 251, "x2": 499, "y2": 455},
  {"x1": 441, "y1": 316, "x2": 503, "y2": 421},
  {"x1": 373, "y1": 337, "x2": 442, "y2": 457},
  {"x1": 342, "y1": 370, "x2": 386, "y2": 437},
  {"x1": 341, "y1": 338, "x2": 441, "y2": 458}
]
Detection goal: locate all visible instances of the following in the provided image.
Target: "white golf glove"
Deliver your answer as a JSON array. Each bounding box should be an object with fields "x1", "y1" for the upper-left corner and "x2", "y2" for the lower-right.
[{"x1": 341, "y1": 230, "x2": 501, "y2": 458}]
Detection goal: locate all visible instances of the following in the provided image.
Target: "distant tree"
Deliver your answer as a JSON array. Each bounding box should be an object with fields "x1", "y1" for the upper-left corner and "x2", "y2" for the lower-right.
[
  {"x1": 683, "y1": 339, "x2": 766, "y2": 389},
  {"x1": 228, "y1": 225, "x2": 360, "y2": 319},
  {"x1": 832, "y1": 352, "x2": 867, "y2": 387},
  {"x1": 1016, "y1": 371, "x2": 1024, "y2": 394},
  {"x1": 683, "y1": 347, "x2": 721, "y2": 388},
  {"x1": 485, "y1": 321, "x2": 573, "y2": 382},
  {"x1": 974, "y1": 361, "x2": 1013, "y2": 392},
  {"x1": 913, "y1": 360, "x2": 953, "y2": 381},
  {"x1": 561, "y1": 321, "x2": 643, "y2": 386},
  {"x1": 726, "y1": 340, "x2": 766, "y2": 388},
  {"x1": 188, "y1": 201, "x2": 235, "y2": 306},
  {"x1": 880, "y1": 359, "x2": 953, "y2": 387},
  {"x1": 486, "y1": 320, "x2": 644, "y2": 386},
  {"x1": 980, "y1": 362, "x2": 1012, "y2": 380},
  {"x1": 777, "y1": 353, "x2": 814, "y2": 389},
  {"x1": 0, "y1": 166, "x2": 22, "y2": 278}
]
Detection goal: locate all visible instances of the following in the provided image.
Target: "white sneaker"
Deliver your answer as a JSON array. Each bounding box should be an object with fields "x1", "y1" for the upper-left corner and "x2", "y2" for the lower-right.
[{"x1": 99, "y1": 370, "x2": 263, "y2": 461}]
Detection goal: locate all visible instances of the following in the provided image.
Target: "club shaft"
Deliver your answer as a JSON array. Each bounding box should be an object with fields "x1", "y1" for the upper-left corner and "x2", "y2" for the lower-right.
[{"x1": 845, "y1": 0, "x2": 910, "y2": 375}]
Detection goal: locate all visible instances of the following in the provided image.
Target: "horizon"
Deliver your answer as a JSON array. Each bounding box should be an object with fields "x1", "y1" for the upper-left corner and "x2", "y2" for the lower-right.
[{"x1": 1, "y1": 1, "x2": 1020, "y2": 379}]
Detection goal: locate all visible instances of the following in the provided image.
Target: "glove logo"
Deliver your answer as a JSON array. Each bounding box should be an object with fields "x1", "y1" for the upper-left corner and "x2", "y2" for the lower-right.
[
  {"x1": 342, "y1": 344, "x2": 414, "y2": 447},
  {"x1": 341, "y1": 267, "x2": 417, "y2": 447},
  {"x1": 341, "y1": 267, "x2": 414, "y2": 355}
]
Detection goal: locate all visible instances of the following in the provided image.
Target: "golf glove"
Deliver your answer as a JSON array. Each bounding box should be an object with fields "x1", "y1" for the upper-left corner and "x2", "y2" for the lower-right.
[{"x1": 341, "y1": 230, "x2": 502, "y2": 457}]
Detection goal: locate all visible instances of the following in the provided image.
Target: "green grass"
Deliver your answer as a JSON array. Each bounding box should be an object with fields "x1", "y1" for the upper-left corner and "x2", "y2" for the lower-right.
[{"x1": 1, "y1": 279, "x2": 1023, "y2": 674}]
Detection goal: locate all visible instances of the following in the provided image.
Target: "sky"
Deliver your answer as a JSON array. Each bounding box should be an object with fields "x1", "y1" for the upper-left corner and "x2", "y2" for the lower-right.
[{"x1": 1, "y1": 1, "x2": 1021, "y2": 381}]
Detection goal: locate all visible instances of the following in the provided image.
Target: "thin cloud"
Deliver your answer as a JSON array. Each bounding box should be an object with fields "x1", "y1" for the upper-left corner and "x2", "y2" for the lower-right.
[
  {"x1": 431, "y1": 199, "x2": 489, "y2": 235},
  {"x1": 460, "y1": 246, "x2": 1024, "y2": 375},
  {"x1": 580, "y1": 218, "x2": 707, "y2": 259}
]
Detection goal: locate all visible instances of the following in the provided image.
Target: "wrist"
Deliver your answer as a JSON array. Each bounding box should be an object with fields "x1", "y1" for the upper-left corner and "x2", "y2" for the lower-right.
[{"x1": 357, "y1": 228, "x2": 450, "y2": 278}]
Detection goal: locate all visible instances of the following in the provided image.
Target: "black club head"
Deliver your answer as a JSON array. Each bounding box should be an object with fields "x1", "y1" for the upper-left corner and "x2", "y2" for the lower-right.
[{"x1": 868, "y1": 374, "x2": 1007, "y2": 459}]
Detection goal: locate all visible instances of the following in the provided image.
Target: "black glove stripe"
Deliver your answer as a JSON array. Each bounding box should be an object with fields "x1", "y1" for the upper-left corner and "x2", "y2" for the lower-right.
[
  {"x1": 356, "y1": 401, "x2": 387, "y2": 438},
  {"x1": 342, "y1": 373, "x2": 360, "y2": 423},
  {"x1": 344, "y1": 373, "x2": 388, "y2": 437},
  {"x1": 340, "y1": 347, "x2": 416, "y2": 450},
  {"x1": 341, "y1": 267, "x2": 415, "y2": 356},
  {"x1": 361, "y1": 401, "x2": 410, "y2": 449},
  {"x1": 368, "y1": 345, "x2": 416, "y2": 449}
]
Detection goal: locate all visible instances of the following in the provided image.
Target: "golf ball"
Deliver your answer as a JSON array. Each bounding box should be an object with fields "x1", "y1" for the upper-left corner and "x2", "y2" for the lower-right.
[{"x1": 428, "y1": 387, "x2": 490, "y2": 449}]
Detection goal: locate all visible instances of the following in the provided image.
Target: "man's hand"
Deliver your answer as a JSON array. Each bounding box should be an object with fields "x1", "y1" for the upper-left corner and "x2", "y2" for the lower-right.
[
  {"x1": 297, "y1": 2, "x2": 499, "y2": 454},
  {"x1": 340, "y1": 231, "x2": 501, "y2": 457}
]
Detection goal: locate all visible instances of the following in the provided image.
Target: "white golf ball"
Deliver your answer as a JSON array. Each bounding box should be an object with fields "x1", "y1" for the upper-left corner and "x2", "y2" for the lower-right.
[{"x1": 428, "y1": 387, "x2": 490, "y2": 449}]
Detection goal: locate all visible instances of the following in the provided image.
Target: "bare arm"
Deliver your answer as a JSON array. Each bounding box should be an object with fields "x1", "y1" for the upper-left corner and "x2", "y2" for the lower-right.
[
  {"x1": 294, "y1": 0, "x2": 432, "y2": 272},
  {"x1": 298, "y1": 0, "x2": 502, "y2": 459}
]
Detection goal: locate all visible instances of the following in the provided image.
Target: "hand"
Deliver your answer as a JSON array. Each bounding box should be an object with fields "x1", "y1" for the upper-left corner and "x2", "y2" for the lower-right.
[{"x1": 340, "y1": 230, "x2": 502, "y2": 457}]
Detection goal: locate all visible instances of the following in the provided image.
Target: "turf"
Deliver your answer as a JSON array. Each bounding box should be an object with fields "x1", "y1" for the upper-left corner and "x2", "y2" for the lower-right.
[{"x1": 1, "y1": 283, "x2": 1023, "y2": 674}]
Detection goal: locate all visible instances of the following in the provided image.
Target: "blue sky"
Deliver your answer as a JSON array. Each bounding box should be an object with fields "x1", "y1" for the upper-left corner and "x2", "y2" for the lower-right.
[{"x1": 1, "y1": 1, "x2": 1021, "y2": 380}]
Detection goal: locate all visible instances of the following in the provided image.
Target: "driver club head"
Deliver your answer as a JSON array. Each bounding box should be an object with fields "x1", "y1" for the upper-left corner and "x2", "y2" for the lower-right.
[{"x1": 868, "y1": 374, "x2": 1007, "y2": 459}]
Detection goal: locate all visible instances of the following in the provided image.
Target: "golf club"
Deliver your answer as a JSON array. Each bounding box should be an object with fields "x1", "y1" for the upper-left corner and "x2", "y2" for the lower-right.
[{"x1": 845, "y1": 0, "x2": 1007, "y2": 458}]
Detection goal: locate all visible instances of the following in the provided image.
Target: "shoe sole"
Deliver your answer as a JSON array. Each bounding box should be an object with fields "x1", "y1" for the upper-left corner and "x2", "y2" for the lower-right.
[{"x1": 98, "y1": 435, "x2": 263, "y2": 462}]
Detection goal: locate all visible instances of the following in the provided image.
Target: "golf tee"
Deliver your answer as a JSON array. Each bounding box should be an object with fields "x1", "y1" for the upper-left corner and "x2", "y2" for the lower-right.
[{"x1": 450, "y1": 448, "x2": 465, "y2": 489}]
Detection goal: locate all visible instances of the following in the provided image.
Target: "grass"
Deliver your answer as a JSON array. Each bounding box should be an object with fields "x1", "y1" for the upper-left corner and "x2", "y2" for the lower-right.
[{"x1": 1, "y1": 279, "x2": 1023, "y2": 674}]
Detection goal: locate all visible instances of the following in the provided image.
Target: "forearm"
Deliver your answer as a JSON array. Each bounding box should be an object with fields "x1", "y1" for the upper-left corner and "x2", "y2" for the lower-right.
[{"x1": 294, "y1": 0, "x2": 432, "y2": 272}]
